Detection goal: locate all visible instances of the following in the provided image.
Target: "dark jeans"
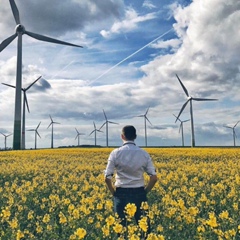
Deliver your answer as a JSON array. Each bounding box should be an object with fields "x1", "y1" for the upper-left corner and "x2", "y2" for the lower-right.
[{"x1": 113, "y1": 187, "x2": 150, "y2": 233}]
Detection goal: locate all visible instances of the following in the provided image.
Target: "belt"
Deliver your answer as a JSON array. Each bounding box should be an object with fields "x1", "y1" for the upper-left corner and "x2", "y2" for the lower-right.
[{"x1": 116, "y1": 187, "x2": 145, "y2": 193}]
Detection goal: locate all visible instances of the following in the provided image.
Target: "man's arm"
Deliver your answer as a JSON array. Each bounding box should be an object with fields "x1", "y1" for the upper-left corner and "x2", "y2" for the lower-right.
[
  {"x1": 144, "y1": 175, "x2": 158, "y2": 193},
  {"x1": 105, "y1": 177, "x2": 115, "y2": 195}
]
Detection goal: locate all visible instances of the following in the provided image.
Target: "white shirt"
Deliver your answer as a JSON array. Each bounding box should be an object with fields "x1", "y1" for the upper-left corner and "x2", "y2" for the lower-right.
[{"x1": 104, "y1": 141, "x2": 156, "y2": 188}]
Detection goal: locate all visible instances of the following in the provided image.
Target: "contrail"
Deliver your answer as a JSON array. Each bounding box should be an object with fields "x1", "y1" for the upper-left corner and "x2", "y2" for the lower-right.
[
  {"x1": 87, "y1": 27, "x2": 174, "y2": 86},
  {"x1": 50, "y1": 60, "x2": 75, "y2": 79}
]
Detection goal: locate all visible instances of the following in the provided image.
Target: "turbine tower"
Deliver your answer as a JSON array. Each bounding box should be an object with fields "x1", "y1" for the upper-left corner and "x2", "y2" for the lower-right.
[
  {"x1": 136, "y1": 107, "x2": 152, "y2": 147},
  {"x1": 0, "y1": 133, "x2": 12, "y2": 150},
  {"x1": 0, "y1": 0, "x2": 82, "y2": 150},
  {"x1": 224, "y1": 121, "x2": 240, "y2": 147},
  {"x1": 173, "y1": 114, "x2": 190, "y2": 147},
  {"x1": 27, "y1": 122, "x2": 41, "y2": 149},
  {"x1": 75, "y1": 128, "x2": 84, "y2": 146},
  {"x1": 175, "y1": 74, "x2": 218, "y2": 147},
  {"x1": 2, "y1": 76, "x2": 42, "y2": 149},
  {"x1": 99, "y1": 109, "x2": 118, "y2": 147},
  {"x1": 47, "y1": 115, "x2": 60, "y2": 149},
  {"x1": 89, "y1": 122, "x2": 102, "y2": 146}
]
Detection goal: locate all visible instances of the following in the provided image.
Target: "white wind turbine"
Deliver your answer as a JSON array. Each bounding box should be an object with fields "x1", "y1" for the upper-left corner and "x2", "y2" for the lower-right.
[
  {"x1": 0, "y1": 132, "x2": 12, "y2": 150},
  {"x1": 175, "y1": 74, "x2": 218, "y2": 147},
  {"x1": 47, "y1": 115, "x2": 60, "y2": 149},
  {"x1": 173, "y1": 114, "x2": 190, "y2": 147},
  {"x1": 136, "y1": 107, "x2": 152, "y2": 147},
  {"x1": 2, "y1": 76, "x2": 42, "y2": 149},
  {"x1": 224, "y1": 121, "x2": 240, "y2": 147},
  {"x1": 99, "y1": 109, "x2": 118, "y2": 147},
  {"x1": 89, "y1": 121, "x2": 103, "y2": 146},
  {"x1": 0, "y1": 0, "x2": 82, "y2": 150},
  {"x1": 27, "y1": 122, "x2": 41, "y2": 149},
  {"x1": 75, "y1": 128, "x2": 85, "y2": 146}
]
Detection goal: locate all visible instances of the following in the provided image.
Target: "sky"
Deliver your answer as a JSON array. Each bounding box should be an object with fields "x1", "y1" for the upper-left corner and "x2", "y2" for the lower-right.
[{"x1": 0, "y1": 0, "x2": 240, "y2": 149}]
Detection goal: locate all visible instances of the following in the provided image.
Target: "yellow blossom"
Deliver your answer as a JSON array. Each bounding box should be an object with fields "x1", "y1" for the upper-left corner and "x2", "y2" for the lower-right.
[
  {"x1": 125, "y1": 203, "x2": 137, "y2": 218},
  {"x1": 75, "y1": 228, "x2": 87, "y2": 239}
]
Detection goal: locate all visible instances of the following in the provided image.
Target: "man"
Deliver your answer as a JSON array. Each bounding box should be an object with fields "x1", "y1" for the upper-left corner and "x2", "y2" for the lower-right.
[{"x1": 104, "y1": 125, "x2": 158, "y2": 232}]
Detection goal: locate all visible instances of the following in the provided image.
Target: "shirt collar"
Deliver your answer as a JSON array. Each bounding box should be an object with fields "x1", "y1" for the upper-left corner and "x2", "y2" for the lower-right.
[{"x1": 123, "y1": 140, "x2": 136, "y2": 146}]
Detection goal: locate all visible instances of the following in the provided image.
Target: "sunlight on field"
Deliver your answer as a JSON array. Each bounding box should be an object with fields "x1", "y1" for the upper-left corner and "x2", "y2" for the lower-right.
[{"x1": 0, "y1": 148, "x2": 239, "y2": 239}]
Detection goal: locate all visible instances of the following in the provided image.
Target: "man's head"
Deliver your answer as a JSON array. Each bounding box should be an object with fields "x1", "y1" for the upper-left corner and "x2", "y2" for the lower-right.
[{"x1": 121, "y1": 125, "x2": 137, "y2": 141}]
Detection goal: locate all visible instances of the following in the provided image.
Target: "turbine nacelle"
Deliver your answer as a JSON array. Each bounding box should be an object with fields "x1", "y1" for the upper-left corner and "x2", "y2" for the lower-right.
[{"x1": 15, "y1": 24, "x2": 25, "y2": 34}]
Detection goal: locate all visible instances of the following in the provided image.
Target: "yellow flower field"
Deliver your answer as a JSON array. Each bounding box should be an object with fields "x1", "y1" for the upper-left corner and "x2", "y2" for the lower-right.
[{"x1": 0, "y1": 148, "x2": 239, "y2": 239}]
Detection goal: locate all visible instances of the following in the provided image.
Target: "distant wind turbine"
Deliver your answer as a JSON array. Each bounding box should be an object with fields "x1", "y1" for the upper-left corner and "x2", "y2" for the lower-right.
[
  {"x1": 75, "y1": 128, "x2": 85, "y2": 146},
  {"x1": 0, "y1": 0, "x2": 82, "y2": 150},
  {"x1": 89, "y1": 122, "x2": 103, "y2": 146},
  {"x1": 47, "y1": 115, "x2": 60, "y2": 149},
  {"x1": 175, "y1": 74, "x2": 218, "y2": 147},
  {"x1": 0, "y1": 133, "x2": 12, "y2": 150},
  {"x1": 224, "y1": 121, "x2": 240, "y2": 147},
  {"x1": 2, "y1": 76, "x2": 42, "y2": 149},
  {"x1": 99, "y1": 109, "x2": 118, "y2": 147},
  {"x1": 27, "y1": 122, "x2": 41, "y2": 149},
  {"x1": 173, "y1": 114, "x2": 190, "y2": 147},
  {"x1": 136, "y1": 107, "x2": 152, "y2": 147}
]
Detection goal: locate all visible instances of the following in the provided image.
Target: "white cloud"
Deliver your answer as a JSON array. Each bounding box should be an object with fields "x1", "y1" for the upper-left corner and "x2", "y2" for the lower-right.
[
  {"x1": 100, "y1": 7, "x2": 157, "y2": 38},
  {"x1": 142, "y1": 0, "x2": 157, "y2": 10}
]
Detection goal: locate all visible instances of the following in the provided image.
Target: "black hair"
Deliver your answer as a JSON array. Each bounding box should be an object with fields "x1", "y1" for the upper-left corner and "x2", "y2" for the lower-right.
[{"x1": 122, "y1": 125, "x2": 137, "y2": 140}]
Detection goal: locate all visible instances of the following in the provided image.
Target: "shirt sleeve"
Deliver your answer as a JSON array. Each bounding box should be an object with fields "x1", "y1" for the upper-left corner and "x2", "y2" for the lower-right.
[
  {"x1": 104, "y1": 150, "x2": 116, "y2": 179},
  {"x1": 145, "y1": 153, "x2": 157, "y2": 176}
]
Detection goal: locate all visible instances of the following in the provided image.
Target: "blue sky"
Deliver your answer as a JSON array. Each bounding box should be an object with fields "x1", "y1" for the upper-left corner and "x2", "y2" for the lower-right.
[{"x1": 0, "y1": 0, "x2": 240, "y2": 149}]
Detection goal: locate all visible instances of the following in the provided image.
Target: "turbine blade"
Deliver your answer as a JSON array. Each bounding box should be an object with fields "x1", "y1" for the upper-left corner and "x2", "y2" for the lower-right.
[
  {"x1": 24, "y1": 92, "x2": 30, "y2": 113},
  {"x1": 2, "y1": 83, "x2": 16, "y2": 88},
  {"x1": 75, "y1": 128, "x2": 79, "y2": 134},
  {"x1": 145, "y1": 116, "x2": 152, "y2": 125},
  {"x1": 36, "y1": 122, "x2": 41, "y2": 129},
  {"x1": 224, "y1": 126, "x2": 232, "y2": 129},
  {"x1": 108, "y1": 121, "x2": 118, "y2": 125},
  {"x1": 182, "y1": 119, "x2": 190, "y2": 123},
  {"x1": 175, "y1": 100, "x2": 190, "y2": 123},
  {"x1": 173, "y1": 113, "x2": 181, "y2": 123},
  {"x1": 49, "y1": 115, "x2": 53, "y2": 122},
  {"x1": 36, "y1": 130, "x2": 41, "y2": 138},
  {"x1": 99, "y1": 122, "x2": 106, "y2": 130},
  {"x1": 103, "y1": 109, "x2": 107, "y2": 120},
  {"x1": 0, "y1": 33, "x2": 17, "y2": 52},
  {"x1": 26, "y1": 76, "x2": 42, "y2": 90},
  {"x1": 93, "y1": 121, "x2": 96, "y2": 129},
  {"x1": 179, "y1": 123, "x2": 182, "y2": 133},
  {"x1": 89, "y1": 130, "x2": 95, "y2": 136},
  {"x1": 234, "y1": 120, "x2": 240, "y2": 128},
  {"x1": 10, "y1": 0, "x2": 21, "y2": 24},
  {"x1": 176, "y1": 74, "x2": 189, "y2": 97},
  {"x1": 145, "y1": 107, "x2": 150, "y2": 115},
  {"x1": 192, "y1": 97, "x2": 218, "y2": 101},
  {"x1": 25, "y1": 31, "x2": 83, "y2": 48},
  {"x1": 47, "y1": 122, "x2": 52, "y2": 129}
]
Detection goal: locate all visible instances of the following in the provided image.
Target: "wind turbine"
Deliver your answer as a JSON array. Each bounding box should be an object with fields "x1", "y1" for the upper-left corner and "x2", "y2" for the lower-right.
[
  {"x1": 2, "y1": 76, "x2": 42, "y2": 149},
  {"x1": 175, "y1": 74, "x2": 218, "y2": 147},
  {"x1": 47, "y1": 115, "x2": 60, "y2": 149},
  {"x1": 75, "y1": 128, "x2": 84, "y2": 146},
  {"x1": 0, "y1": 0, "x2": 82, "y2": 150},
  {"x1": 224, "y1": 121, "x2": 240, "y2": 147},
  {"x1": 27, "y1": 122, "x2": 41, "y2": 149},
  {"x1": 0, "y1": 133, "x2": 12, "y2": 150},
  {"x1": 89, "y1": 122, "x2": 103, "y2": 146},
  {"x1": 99, "y1": 109, "x2": 118, "y2": 147},
  {"x1": 136, "y1": 107, "x2": 152, "y2": 147},
  {"x1": 173, "y1": 114, "x2": 190, "y2": 147}
]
